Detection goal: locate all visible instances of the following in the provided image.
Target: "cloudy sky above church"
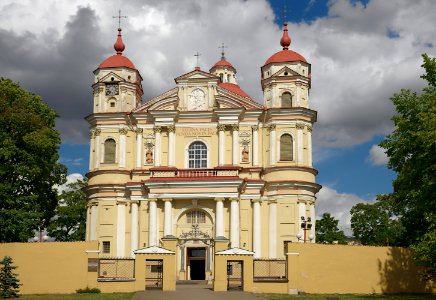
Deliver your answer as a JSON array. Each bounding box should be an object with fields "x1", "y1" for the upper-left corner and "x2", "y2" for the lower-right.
[{"x1": 1, "y1": 0, "x2": 435, "y2": 234}]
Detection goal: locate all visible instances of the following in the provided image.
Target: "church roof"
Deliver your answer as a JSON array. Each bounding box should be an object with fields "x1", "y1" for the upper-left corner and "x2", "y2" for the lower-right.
[
  {"x1": 211, "y1": 58, "x2": 235, "y2": 69},
  {"x1": 264, "y1": 22, "x2": 308, "y2": 66},
  {"x1": 98, "y1": 28, "x2": 136, "y2": 70},
  {"x1": 218, "y1": 83, "x2": 251, "y2": 98}
]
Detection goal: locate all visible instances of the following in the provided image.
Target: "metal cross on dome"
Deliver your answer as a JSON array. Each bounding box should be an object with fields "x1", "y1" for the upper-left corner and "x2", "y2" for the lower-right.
[
  {"x1": 113, "y1": 9, "x2": 127, "y2": 28},
  {"x1": 194, "y1": 51, "x2": 201, "y2": 68},
  {"x1": 219, "y1": 43, "x2": 228, "y2": 59}
]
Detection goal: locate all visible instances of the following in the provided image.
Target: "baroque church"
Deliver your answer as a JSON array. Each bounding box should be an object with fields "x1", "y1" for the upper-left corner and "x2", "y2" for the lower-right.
[{"x1": 85, "y1": 22, "x2": 320, "y2": 281}]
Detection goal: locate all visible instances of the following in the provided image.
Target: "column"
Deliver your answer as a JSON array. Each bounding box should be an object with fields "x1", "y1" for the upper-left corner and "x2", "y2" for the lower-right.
[
  {"x1": 296, "y1": 123, "x2": 304, "y2": 165},
  {"x1": 135, "y1": 128, "x2": 143, "y2": 168},
  {"x1": 252, "y1": 199, "x2": 262, "y2": 258},
  {"x1": 119, "y1": 127, "x2": 128, "y2": 168},
  {"x1": 252, "y1": 125, "x2": 259, "y2": 166},
  {"x1": 90, "y1": 203, "x2": 98, "y2": 241},
  {"x1": 296, "y1": 83, "x2": 301, "y2": 106},
  {"x1": 93, "y1": 129, "x2": 101, "y2": 169},
  {"x1": 148, "y1": 199, "x2": 158, "y2": 246},
  {"x1": 309, "y1": 202, "x2": 316, "y2": 243},
  {"x1": 154, "y1": 126, "x2": 161, "y2": 167},
  {"x1": 163, "y1": 199, "x2": 173, "y2": 237},
  {"x1": 206, "y1": 245, "x2": 211, "y2": 272},
  {"x1": 180, "y1": 244, "x2": 185, "y2": 271},
  {"x1": 85, "y1": 205, "x2": 91, "y2": 241},
  {"x1": 231, "y1": 124, "x2": 239, "y2": 165},
  {"x1": 116, "y1": 201, "x2": 126, "y2": 257},
  {"x1": 298, "y1": 201, "x2": 306, "y2": 242},
  {"x1": 130, "y1": 201, "x2": 139, "y2": 256},
  {"x1": 167, "y1": 125, "x2": 175, "y2": 166},
  {"x1": 269, "y1": 124, "x2": 276, "y2": 166},
  {"x1": 89, "y1": 131, "x2": 94, "y2": 171},
  {"x1": 230, "y1": 198, "x2": 240, "y2": 248},
  {"x1": 307, "y1": 126, "x2": 313, "y2": 167},
  {"x1": 268, "y1": 200, "x2": 277, "y2": 258},
  {"x1": 217, "y1": 124, "x2": 226, "y2": 165},
  {"x1": 215, "y1": 198, "x2": 224, "y2": 238}
]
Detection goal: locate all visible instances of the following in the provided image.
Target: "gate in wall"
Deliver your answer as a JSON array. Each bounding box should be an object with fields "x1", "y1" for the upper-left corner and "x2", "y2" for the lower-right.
[
  {"x1": 227, "y1": 260, "x2": 243, "y2": 290},
  {"x1": 145, "y1": 259, "x2": 163, "y2": 290}
]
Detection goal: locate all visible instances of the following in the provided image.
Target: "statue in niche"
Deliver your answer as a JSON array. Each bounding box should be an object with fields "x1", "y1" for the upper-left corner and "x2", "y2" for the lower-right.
[
  {"x1": 241, "y1": 146, "x2": 249, "y2": 162},
  {"x1": 146, "y1": 148, "x2": 154, "y2": 164},
  {"x1": 188, "y1": 88, "x2": 207, "y2": 111}
]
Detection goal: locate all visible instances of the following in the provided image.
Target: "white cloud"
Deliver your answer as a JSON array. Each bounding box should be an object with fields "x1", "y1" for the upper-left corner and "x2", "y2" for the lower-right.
[
  {"x1": 316, "y1": 185, "x2": 375, "y2": 236},
  {"x1": 55, "y1": 173, "x2": 84, "y2": 193},
  {"x1": 0, "y1": 0, "x2": 435, "y2": 149},
  {"x1": 368, "y1": 144, "x2": 389, "y2": 166}
]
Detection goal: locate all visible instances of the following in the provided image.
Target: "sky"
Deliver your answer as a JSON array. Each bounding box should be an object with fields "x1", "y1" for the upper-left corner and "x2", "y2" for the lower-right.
[{"x1": 1, "y1": 0, "x2": 435, "y2": 235}]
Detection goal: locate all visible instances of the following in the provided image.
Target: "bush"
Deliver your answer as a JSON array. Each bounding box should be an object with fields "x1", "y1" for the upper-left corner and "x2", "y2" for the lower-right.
[
  {"x1": 76, "y1": 287, "x2": 101, "y2": 294},
  {"x1": 0, "y1": 256, "x2": 20, "y2": 298}
]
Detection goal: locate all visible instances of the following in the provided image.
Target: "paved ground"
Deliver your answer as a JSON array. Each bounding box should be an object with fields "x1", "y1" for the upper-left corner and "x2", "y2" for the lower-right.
[{"x1": 133, "y1": 283, "x2": 268, "y2": 300}]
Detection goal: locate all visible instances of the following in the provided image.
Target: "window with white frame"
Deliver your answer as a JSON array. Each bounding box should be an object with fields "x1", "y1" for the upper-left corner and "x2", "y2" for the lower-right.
[
  {"x1": 188, "y1": 141, "x2": 207, "y2": 168},
  {"x1": 104, "y1": 139, "x2": 116, "y2": 163},
  {"x1": 187, "y1": 210, "x2": 206, "y2": 224}
]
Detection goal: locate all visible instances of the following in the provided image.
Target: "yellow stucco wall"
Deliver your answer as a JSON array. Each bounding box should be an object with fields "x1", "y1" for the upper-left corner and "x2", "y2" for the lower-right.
[
  {"x1": 0, "y1": 242, "x2": 98, "y2": 294},
  {"x1": 286, "y1": 244, "x2": 436, "y2": 294}
]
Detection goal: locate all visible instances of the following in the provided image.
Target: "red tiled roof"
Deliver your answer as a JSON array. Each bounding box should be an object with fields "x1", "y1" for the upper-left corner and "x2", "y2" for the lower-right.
[
  {"x1": 98, "y1": 54, "x2": 136, "y2": 69},
  {"x1": 218, "y1": 83, "x2": 251, "y2": 98},
  {"x1": 264, "y1": 50, "x2": 307, "y2": 66},
  {"x1": 212, "y1": 59, "x2": 234, "y2": 69}
]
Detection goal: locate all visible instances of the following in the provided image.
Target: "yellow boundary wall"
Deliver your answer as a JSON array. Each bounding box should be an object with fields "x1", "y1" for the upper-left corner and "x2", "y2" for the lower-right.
[
  {"x1": 1, "y1": 242, "x2": 435, "y2": 295},
  {"x1": 0, "y1": 241, "x2": 98, "y2": 294}
]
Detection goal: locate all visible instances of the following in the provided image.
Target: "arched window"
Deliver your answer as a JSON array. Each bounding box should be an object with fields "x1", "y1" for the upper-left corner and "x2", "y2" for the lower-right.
[
  {"x1": 188, "y1": 141, "x2": 207, "y2": 168},
  {"x1": 104, "y1": 139, "x2": 116, "y2": 163},
  {"x1": 280, "y1": 134, "x2": 293, "y2": 161},
  {"x1": 227, "y1": 74, "x2": 231, "y2": 82},
  {"x1": 186, "y1": 210, "x2": 206, "y2": 224},
  {"x1": 219, "y1": 73, "x2": 224, "y2": 82},
  {"x1": 281, "y1": 92, "x2": 292, "y2": 107}
]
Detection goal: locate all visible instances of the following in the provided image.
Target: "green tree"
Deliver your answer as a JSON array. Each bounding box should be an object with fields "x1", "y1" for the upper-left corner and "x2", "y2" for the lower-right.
[
  {"x1": 0, "y1": 256, "x2": 20, "y2": 298},
  {"x1": 315, "y1": 213, "x2": 346, "y2": 244},
  {"x1": 47, "y1": 178, "x2": 87, "y2": 241},
  {"x1": 0, "y1": 78, "x2": 67, "y2": 242},
  {"x1": 350, "y1": 201, "x2": 404, "y2": 246},
  {"x1": 378, "y1": 54, "x2": 436, "y2": 278},
  {"x1": 379, "y1": 54, "x2": 436, "y2": 245}
]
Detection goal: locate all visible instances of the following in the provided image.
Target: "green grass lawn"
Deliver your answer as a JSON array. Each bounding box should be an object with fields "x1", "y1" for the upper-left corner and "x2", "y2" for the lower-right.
[
  {"x1": 267, "y1": 294, "x2": 435, "y2": 300},
  {"x1": 20, "y1": 293, "x2": 134, "y2": 300}
]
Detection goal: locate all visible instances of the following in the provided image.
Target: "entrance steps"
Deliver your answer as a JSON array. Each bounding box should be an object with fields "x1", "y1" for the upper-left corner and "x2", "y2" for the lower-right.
[{"x1": 177, "y1": 280, "x2": 208, "y2": 285}]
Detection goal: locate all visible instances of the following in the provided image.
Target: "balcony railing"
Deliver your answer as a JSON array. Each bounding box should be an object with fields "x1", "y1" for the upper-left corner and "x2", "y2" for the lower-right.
[{"x1": 151, "y1": 168, "x2": 239, "y2": 178}]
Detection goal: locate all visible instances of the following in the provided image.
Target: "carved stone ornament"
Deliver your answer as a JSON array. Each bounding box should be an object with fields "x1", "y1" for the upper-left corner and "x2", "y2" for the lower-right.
[
  {"x1": 239, "y1": 130, "x2": 251, "y2": 145},
  {"x1": 251, "y1": 125, "x2": 259, "y2": 131},
  {"x1": 241, "y1": 145, "x2": 249, "y2": 162},
  {"x1": 119, "y1": 127, "x2": 128, "y2": 135},
  {"x1": 153, "y1": 126, "x2": 162, "y2": 133},
  {"x1": 268, "y1": 124, "x2": 276, "y2": 131},
  {"x1": 135, "y1": 128, "x2": 143, "y2": 135},
  {"x1": 145, "y1": 147, "x2": 154, "y2": 164},
  {"x1": 217, "y1": 124, "x2": 226, "y2": 131},
  {"x1": 167, "y1": 125, "x2": 176, "y2": 133},
  {"x1": 94, "y1": 129, "x2": 101, "y2": 137},
  {"x1": 307, "y1": 125, "x2": 312, "y2": 132},
  {"x1": 231, "y1": 124, "x2": 239, "y2": 131},
  {"x1": 188, "y1": 88, "x2": 207, "y2": 111},
  {"x1": 296, "y1": 123, "x2": 305, "y2": 130},
  {"x1": 179, "y1": 224, "x2": 211, "y2": 240}
]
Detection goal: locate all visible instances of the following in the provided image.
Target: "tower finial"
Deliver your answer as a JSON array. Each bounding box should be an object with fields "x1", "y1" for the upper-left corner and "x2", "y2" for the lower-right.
[
  {"x1": 219, "y1": 43, "x2": 228, "y2": 60},
  {"x1": 280, "y1": 22, "x2": 291, "y2": 50},
  {"x1": 112, "y1": 10, "x2": 128, "y2": 55},
  {"x1": 194, "y1": 52, "x2": 201, "y2": 70}
]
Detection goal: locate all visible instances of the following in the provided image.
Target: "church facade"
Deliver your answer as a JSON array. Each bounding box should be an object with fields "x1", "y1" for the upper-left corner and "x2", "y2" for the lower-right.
[{"x1": 85, "y1": 23, "x2": 320, "y2": 281}]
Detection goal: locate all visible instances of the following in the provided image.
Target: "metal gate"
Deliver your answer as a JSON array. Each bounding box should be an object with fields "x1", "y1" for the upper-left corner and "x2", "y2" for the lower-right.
[
  {"x1": 145, "y1": 259, "x2": 163, "y2": 290},
  {"x1": 227, "y1": 260, "x2": 243, "y2": 290}
]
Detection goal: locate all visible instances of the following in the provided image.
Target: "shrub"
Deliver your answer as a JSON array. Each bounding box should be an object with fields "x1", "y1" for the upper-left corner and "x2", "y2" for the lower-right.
[{"x1": 76, "y1": 287, "x2": 101, "y2": 294}]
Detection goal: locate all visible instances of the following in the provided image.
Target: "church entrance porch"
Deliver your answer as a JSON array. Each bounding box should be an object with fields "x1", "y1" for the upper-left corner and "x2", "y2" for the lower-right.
[{"x1": 188, "y1": 247, "x2": 206, "y2": 280}]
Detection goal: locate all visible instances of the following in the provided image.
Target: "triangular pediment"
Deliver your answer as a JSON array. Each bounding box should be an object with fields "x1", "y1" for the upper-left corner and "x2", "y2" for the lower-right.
[
  {"x1": 134, "y1": 88, "x2": 179, "y2": 111},
  {"x1": 215, "y1": 247, "x2": 255, "y2": 255},
  {"x1": 134, "y1": 246, "x2": 175, "y2": 254},
  {"x1": 271, "y1": 66, "x2": 300, "y2": 78},
  {"x1": 216, "y1": 86, "x2": 263, "y2": 110},
  {"x1": 99, "y1": 71, "x2": 125, "y2": 83},
  {"x1": 175, "y1": 69, "x2": 219, "y2": 82}
]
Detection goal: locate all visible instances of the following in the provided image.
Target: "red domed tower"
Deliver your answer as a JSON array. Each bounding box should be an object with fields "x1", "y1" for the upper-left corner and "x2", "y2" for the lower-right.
[
  {"x1": 261, "y1": 22, "x2": 311, "y2": 109},
  {"x1": 92, "y1": 27, "x2": 143, "y2": 113}
]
